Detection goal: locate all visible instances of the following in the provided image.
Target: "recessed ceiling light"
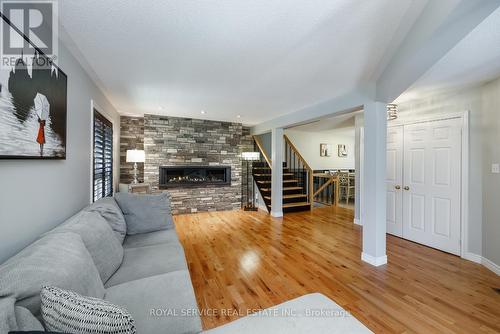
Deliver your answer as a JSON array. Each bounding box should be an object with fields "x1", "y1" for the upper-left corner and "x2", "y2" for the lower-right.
[
  {"x1": 237, "y1": 115, "x2": 241, "y2": 119},
  {"x1": 201, "y1": 110, "x2": 206, "y2": 114},
  {"x1": 158, "y1": 106, "x2": 164, "y2": 111}
]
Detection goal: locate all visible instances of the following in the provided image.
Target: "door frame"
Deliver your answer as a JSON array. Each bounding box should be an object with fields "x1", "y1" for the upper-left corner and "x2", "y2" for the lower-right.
[{"x1": 387, "y1": 111, "x2": 469, "y2": 259}]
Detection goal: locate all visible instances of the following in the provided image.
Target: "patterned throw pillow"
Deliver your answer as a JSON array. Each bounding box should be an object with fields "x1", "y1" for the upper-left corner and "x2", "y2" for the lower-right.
[{"x1": 41, "y1": 286, "x2": 136, "y2": 334}]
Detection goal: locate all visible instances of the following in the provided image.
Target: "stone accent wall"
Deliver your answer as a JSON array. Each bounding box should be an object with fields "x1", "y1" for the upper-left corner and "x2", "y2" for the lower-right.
[
  {"x1": 143, "y1": 114, "x2": 253, "y2": 214},
  {"x1": 120, "y1": 116, "x2": 144, "y2": 184}
]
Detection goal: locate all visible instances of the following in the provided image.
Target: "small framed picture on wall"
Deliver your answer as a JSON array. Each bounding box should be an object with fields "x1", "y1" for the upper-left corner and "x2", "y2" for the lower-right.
[
  {"x1": 338, "y1": 144, "x2": 348, "y2": 157},
  {"x1": 320, "y1": 143, "x2": 332, "y2": 157}
]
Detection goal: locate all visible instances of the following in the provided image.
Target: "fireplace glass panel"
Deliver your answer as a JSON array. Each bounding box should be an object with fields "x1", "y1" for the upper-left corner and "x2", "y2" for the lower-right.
[{"x1": 159, "y1": 166, "x2": 231, "y2": 188}]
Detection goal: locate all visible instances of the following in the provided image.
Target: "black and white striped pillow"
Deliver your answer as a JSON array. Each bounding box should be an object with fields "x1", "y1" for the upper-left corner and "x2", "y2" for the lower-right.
[{"x1": 41, "y1": 286, "x2": 136, "y2": 334}]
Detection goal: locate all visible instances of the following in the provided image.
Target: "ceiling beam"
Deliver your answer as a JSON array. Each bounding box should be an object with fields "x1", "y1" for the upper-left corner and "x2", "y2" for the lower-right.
[
  {"x1": 376, "y1": 0, "x2": 500, "y2": 103},
  {"x1": 251, "y1": 91, "x2": 365, "y2": 135}
]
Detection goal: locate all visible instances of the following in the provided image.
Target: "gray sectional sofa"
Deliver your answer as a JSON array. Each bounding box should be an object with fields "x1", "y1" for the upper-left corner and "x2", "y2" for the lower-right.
[
  {"x1": 0, "y1": 194, "x2": 202, "y2": 334},
  {"x1": 0, "y1": 193, "x2": 371, "y2": 334}
]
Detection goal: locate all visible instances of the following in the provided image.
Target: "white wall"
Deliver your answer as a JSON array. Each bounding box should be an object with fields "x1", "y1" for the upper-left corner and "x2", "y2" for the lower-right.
[
  {"x1": 398, "y1": 78, "x2": 500, "y2": 266},
  {"x1": 0, "y1": 41, "x2": 120, "y2": 263},
  {"x1": 257, "y1": 132, "x2": 272, "y2": 159},
  {"x1": 285, "y1": 127, "x2": 355, "y2": 170}
]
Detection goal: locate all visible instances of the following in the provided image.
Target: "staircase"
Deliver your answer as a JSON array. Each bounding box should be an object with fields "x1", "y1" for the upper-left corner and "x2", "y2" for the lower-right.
[{"x1": 252, "y1": 135, "x2": 312, "y2": 214}]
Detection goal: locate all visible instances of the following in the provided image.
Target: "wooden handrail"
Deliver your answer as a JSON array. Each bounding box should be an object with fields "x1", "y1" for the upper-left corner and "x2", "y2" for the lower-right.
[
  {"x1": 313, "y1": 176, "x2": 335, "y2": 197},
  {"x1": 283, "y1": 135, "x2": 312, "y2": 171},
  {"x1": 252, "y1": 135, "x2": 272, "y2": 168},
  {"x1": 284, "y1": 134, "x2": 314, "y2": 210},
  {"x1": 312, "y1": 174, "x2": 339, "y2": 207}
]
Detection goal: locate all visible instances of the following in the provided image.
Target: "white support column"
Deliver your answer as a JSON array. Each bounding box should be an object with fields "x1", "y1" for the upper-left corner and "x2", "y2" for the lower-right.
[
  {"x1": 271, "y1": 127, "x2": 284, "y2": 217},
  {"x1": 361, "y1": 102, "x2": 387, "y2": 266},
  {"x1": 354, "y1": 114, "x2": 363, "y2": 226}
]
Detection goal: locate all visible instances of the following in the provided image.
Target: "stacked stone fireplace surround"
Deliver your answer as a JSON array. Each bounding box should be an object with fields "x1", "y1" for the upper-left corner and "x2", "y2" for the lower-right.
[{"x1": 120, "y1": 115, "x2": 253, "y2": 214}]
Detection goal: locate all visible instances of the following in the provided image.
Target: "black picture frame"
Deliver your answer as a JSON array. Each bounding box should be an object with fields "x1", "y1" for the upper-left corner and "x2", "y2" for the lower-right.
[{"x1": 0, "y1": 11, "x2": 67, "y2": 160}]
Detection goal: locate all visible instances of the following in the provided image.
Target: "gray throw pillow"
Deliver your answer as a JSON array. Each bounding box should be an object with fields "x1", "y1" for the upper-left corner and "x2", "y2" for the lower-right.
[
  {"x1": 41, "y1": 286, "x2": 136, "y2": 334},
  {"x1": 50, "y1": 211, "x2": 124, "y2": 283},
  {"x1": 85, "y1": 197, "x2": 127, "y2": 243},
  {"x1": 0, "y1": 233, "x2": 105, "y2": 316},
  {"x1": 115, "y1": 192, "x2": 174, "y2": 235}
]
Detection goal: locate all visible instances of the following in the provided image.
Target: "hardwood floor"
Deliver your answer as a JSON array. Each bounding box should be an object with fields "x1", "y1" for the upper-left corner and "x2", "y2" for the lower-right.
[{"x1": 174, "y1": 206, "x2": 500, "y2": 333}]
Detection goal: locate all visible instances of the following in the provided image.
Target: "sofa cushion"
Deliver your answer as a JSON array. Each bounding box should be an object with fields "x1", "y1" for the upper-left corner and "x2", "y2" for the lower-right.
[
  {"x1": 50, "y1": 211, "x2": 124, "y2": 283},
  {"x1": 85, "y1": 197, "x2": 127, "y2": 243},
  {"x1": 201, "y1": 293, "x2": 372, "y2": 334},
  {"x1": 41, "y1": 286, "x2": 136, "y2": 334},
  {"x1": 0, "y1": 232, "x2": 105, "y2": 316},
  {"x1": 105, "y1": 243, "x2": 187, "y2": 288},
  {"x1": 0, "y1": 298, "x2": 44, "y2": 333},
  {"x1": 123, "y1": 229, "x2": 180, "y2": 249},
  {"x1": 105, "y1": 271, "x2": 202, "y2": 334},
  {"x1": 14, "y1": 306, "x2": 45, "y2": 331},
  {"x1": 115, "y1": 193, "x2": 173, "y2": 235}
]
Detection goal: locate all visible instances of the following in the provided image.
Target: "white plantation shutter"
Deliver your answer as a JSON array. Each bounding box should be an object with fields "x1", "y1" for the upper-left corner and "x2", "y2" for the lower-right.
[{"x1": 93, "y1": 111, "x2": 113, "y2": 201}]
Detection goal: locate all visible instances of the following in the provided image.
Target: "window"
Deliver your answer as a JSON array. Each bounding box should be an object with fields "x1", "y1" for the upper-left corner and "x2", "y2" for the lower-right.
[{"x1": 93, "y1": 110, "x2": 113, "y2": 201}]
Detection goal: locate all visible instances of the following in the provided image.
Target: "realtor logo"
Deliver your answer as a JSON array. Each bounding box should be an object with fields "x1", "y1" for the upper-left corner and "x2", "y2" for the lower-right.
[{"x1": 1, "y1": 0, "x2": 58, "y2": 68}]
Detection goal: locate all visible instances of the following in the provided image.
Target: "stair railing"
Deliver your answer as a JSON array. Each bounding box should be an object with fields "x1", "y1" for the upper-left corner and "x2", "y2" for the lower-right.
[
  {"x1": 313, "y1": 173, "x2": 338, "y2": 206},
  {"x1": 283, "y1": 135, "x2": 314, "y2": 210}
]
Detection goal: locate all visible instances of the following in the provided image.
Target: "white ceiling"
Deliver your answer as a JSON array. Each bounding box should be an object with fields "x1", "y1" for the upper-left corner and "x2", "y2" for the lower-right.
[
  {"x1": 396, "y1": 6, "x2": 500, "y2": 103},
  {"x1": 59, "y1": 0, "x2": 419, "y2": 125}
]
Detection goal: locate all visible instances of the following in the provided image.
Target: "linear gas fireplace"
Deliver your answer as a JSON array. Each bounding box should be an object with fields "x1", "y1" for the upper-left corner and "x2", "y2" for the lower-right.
[{"x1": 159, "y1": 166, "x2": 231, "y2": 188}]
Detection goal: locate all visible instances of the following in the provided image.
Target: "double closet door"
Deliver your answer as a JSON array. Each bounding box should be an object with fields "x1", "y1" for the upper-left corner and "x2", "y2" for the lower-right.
[{"x1": 386, "y1": 118, "x2": 462, "y2": 255}]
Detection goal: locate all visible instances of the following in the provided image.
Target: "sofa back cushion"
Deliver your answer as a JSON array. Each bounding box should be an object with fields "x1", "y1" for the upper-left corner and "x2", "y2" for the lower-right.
[
  {"x1": 50, "y1": 211, "x2": 124, "y2": 283},
  {"x1": 115, "y1": 193, "x2": 174, "y2": 235},
  {"x1": 0, "y1": 232, "x2": 105, "y2": 317},
  {"x1": 85, "y1": 197, "x2": 127, "y2": 244}
]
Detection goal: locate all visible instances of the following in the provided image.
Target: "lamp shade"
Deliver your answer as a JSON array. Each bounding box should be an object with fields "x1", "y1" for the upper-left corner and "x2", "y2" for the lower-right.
[
  {"x1": 241, "y1": 152, "x2": 260, "y2": 161},
  {"x1": 126, "y1": 149, "x2": 145, "y2": 163}
]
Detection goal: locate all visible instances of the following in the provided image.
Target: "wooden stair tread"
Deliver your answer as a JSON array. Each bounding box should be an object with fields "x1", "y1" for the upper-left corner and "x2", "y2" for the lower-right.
[
  {"x1": 256, "y1": 179, "x2": 298, "y2": 184},
  {"x1": 252, "y1": 167, "x2": 290, "y2": 170},
  {"x1": 260, "y1": 186, "x2": 303, "y2": 192},
  {"x1": 264, "y1": 194, "x2": 307, "y2": 200},
  {"x1": 283, "y1": 202, "x2": 310, "y2": 208}
]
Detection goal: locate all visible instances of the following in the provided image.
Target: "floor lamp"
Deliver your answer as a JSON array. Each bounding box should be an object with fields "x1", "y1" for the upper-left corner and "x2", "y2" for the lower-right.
[
  {"x1": 242, "y1": 151, "x2": 260, "y2": 211},
  {"x1": 126, "y1": 149, "x2": 145, "y2": 184}
]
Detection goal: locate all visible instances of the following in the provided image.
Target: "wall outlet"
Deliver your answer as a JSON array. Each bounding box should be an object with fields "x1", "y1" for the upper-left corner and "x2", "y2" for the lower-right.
[{"x1": 492, "y1": 163, "x2": 500, "y2": 174}]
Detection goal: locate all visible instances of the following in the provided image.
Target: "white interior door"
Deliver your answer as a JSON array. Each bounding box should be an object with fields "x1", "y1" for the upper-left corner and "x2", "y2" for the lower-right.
[
  {"x1": 402, "y1": 118, "x2": 462, "y2": 255},
  {"x1": 386, "y1": 126, "x2": 403, "y2": 237}
]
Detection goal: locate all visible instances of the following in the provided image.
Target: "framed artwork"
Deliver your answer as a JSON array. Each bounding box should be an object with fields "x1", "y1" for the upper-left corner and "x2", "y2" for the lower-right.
[
  {"x1": 320, "y1": 143, "x2": 331, "y2": 157},
  {"x1": 338, "y1": 144, "x2": 348, "y2": 157},
  {"x1": 0, "y1": 15, "x2": 67, "y2": 159}
]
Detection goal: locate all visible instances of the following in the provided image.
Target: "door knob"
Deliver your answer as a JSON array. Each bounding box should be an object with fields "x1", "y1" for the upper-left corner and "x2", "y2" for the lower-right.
[
  {"x1": 395, "y1": 185, "x2": 401, "y2": 190},
  {"x1": 404, "y1": 186, "x2": 410, "y2": 191}
]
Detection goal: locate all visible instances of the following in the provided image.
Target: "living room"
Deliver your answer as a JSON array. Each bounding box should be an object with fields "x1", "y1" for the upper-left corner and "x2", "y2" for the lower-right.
[{"x1": 1, "y1": 1, "x2": 500, "y2": 334}]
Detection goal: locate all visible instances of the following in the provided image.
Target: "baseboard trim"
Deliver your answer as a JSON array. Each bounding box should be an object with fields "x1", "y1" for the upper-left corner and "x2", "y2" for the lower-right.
[
  {"x1": 361, "y1": 252, "x2": 387, "y2": 266},
  {"x1": 482, "y1": 257, "x2": 500, "y2": 276},
  {"x1": 271, "y1": 211, "x2": 283, "y2": 218},
  {"x1": 463, "y1": 252, "x2": 500, "y2": 276},
  {"x1": 353, "y1": 218, "x2": 362, "y2": 226},
  {"x1": 463, "y1": 252, "x2": 482, "y2": 263}
]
